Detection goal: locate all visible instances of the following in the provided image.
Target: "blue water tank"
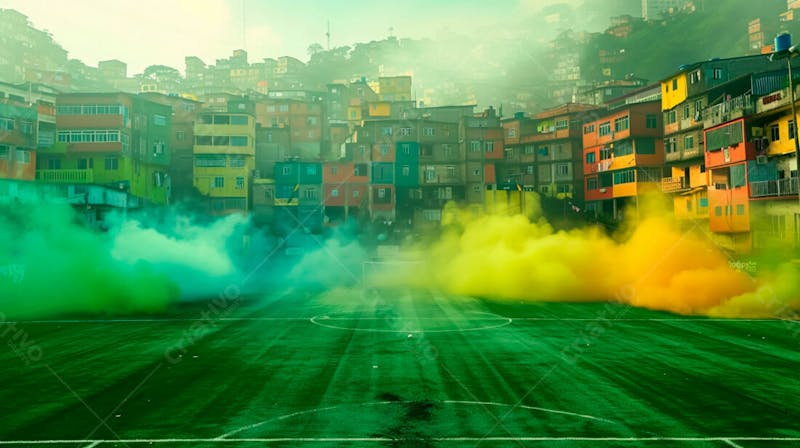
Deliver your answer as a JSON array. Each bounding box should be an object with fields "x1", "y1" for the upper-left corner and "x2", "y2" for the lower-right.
[{"x1": 775, "y1": 33, "x2": 792, "y2": 52}]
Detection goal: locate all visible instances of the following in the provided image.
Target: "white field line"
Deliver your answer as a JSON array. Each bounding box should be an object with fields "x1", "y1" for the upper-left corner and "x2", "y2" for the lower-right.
[{"x1": 1, "y1": 436, "x2": 799, "y2": 444}]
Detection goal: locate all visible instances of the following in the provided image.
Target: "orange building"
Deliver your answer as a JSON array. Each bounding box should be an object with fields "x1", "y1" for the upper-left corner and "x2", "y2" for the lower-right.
[{"x1": 583, "y1": 99, "x2": 663, "y2": 219}]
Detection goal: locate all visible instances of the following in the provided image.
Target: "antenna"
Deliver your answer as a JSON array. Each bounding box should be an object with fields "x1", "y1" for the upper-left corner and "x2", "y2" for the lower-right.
[
  {"x1": 326, "y1": 21, "x2": 331, "y2": 50},
  {"x1": 242, "y1": 0, "x2": 247, "y2": 50}
]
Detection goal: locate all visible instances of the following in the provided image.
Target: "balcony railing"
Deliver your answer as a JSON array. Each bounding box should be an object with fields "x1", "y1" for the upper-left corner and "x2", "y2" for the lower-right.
[
  {"x1": 661, "y1": 176, "x2": 689, "y2": 193},
  {"x1": 703, "y1": 93, "x2": 753, "y2": 128},
  {"x1": 750, "y1": 177, "x2": 799, "y2": 198},
  {"x1": 36, "y1": 169, "x2": 94, "y2": 183}
]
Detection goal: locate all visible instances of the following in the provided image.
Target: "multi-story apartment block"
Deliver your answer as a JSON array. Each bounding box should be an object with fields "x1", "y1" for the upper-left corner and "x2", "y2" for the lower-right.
[
  {"x1": 40, "y1": 92, "x2": 172, "y2": 207},
  {"x1": 193, "y1": 105, "x2": 255, "y2": 214},
  {"x1": 140, "y1": 92, "x2": 200, "y2": 202},
  {"x1": 583, "y1": 93, "x2": 664, "y2": 219}
]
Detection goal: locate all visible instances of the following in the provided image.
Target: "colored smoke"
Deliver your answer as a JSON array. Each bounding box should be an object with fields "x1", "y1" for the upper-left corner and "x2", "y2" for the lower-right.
[{"x1": 407, "y1": 196, "x2": 800, "y2": 318}]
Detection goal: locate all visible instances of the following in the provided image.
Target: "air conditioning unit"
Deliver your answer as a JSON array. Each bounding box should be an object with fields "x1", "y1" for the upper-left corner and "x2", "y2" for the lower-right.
[{"x1": 756, "y1": 155, "x2": 768, "y2": 164}]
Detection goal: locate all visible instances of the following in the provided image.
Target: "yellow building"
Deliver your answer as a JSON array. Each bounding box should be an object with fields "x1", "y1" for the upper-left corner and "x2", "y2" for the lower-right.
[
  {"x1": 193, "y1": 111, "x2": 255, "y2": 214},
  {"x1": 378, "y1": 76, "x2": 412, "y2": 102}
]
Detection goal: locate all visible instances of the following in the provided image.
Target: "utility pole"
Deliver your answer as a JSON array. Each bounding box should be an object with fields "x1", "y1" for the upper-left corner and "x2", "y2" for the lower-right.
[{"x1": 326, "y1": 21, "x2": 331, "y2": 51}]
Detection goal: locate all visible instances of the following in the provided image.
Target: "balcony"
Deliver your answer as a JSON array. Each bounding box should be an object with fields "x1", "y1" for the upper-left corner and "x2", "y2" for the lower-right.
[
  {"x1": 750, "y1": 177, "x2": 799, "y2": 198},
  {"x1": 36, "y1": 169, "x2": 94, "y2": 184},
  {"x1": 703, "y1": 94, "x2": 753, "y2": 128},
  {"x1": 661, "y1": 176, "x2": 689, "y2": 193}
]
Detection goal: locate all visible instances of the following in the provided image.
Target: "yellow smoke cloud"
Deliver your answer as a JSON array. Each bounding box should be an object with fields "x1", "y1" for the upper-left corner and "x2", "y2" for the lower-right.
[{"x1": 403, "y1": 194, "x2": 800, "y2": 318}]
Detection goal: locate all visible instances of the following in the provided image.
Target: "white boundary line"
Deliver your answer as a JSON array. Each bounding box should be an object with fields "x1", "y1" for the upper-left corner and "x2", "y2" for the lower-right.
[
  {"x1": 7, "y1": 317, "x2": 797, "y2": 324},
  {"x1": 216, "y1": 399, "x2": 616, "y2": 439},
  {"x1": 1, "y1": 436, "x2": 799, "y2": 444}
]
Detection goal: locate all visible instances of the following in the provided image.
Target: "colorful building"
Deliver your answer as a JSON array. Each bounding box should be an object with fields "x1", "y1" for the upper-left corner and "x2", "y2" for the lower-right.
[
  {"x1": 583, "y1": 94, "x2": 664, "y2": 219},
  {"x1": 193, "y1": 106, "x2": 255, "y2": 214},
  {"x1": 41, "y1": 92, "x2": 172, "y2": 206}
]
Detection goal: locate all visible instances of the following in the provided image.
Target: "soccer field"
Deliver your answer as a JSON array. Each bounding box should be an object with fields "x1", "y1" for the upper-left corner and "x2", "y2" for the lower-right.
[{"x1": 0, "y1": 287, "x2": 798, "y2": 447}]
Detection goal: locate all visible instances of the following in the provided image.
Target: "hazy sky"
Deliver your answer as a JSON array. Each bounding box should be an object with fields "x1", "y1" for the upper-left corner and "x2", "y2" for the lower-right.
[{"x1": 0, "y1": 0, "x2": 582, "y2": 75}]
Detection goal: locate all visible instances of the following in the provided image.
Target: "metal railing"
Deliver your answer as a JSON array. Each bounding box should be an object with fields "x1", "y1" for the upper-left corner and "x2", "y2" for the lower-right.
[
  {"x1": 36, "y1": 169, "x2": 94, "y2": 183},
  {"x1": 661, "y1": 176, "x2": 689, "y2": 193},
  {"x1": 749, "y1": 177, "x2": 799, "y2": 198}
]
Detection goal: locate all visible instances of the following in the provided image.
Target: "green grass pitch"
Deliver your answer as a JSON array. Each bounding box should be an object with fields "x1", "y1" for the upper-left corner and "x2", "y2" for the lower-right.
[{"x1": 0, "y1": 287, "x2": 798, "y2": 447}]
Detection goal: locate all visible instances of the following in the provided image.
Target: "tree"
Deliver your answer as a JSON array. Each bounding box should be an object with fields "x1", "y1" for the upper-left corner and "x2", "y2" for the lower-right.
[{"x1": 307, "y1": 43, "x2": 324, "y2": 59}]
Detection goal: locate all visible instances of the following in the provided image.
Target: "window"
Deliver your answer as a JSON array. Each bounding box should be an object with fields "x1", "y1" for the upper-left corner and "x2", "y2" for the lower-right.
[
  {"x1": 683, "y1": 105, "x2": 691, "y2": 120},
  {"x1": 330, "y1": 188, "x2": 340, "y2": 198},
  {"x1": 381, "y1": 126, "x2": 393, "y2": 136},
  {"x1": 282, "y1": 166, "x2": 291, "y2": 175},
  {"x1": 556, "y1": 164, "x2": 570, "y2": 177},
  {"x1": 423, "y1": 127, "x2": 435, "y2": 136},
  {"x1": 446, "y1": 165, "x2": 456, "y2": 178},
  {"x1": 14, "y1": 150, "x2": 30, "y2": 164},
  {"x1": 694, "y1": 99, "x2": 703, "y2": 117},
  {"x1": 443, "y1": 144, "x2": 454, "y2": 158},
  {"x1": 484, "y1": 141, "x2": 494, "y2": 153},
  {"x1": 771, "y1": 124, "x2": 781, "y2": 141},
  {"x1": 56, "y1": 130, "x2": 120, "y2": 143},
  {"x1": 422, "y1": 210, "x2": 442, "y2": 221},
  {"x1": 354, "y1": 164, "x2": 367, "y2": 176},
  {"x1": 584, "y1": 124, "x2": 595, "y2": 134},
  {"x1": 176, "y1": 131, "x2": 186, "y2": 141},
  {"x1": 353, "y1": 189, "x2": 360, "y2": 198},
  {"x1": 790, "y1": 120, "x2": 796, "y2": 140},
  {"x1": 359, "y1": 144, "x2": 367, "y2": 154},
  {"x1": 646, "y1": 114, "x2": 658, "y2": 129},
  {"x1": 736, "y1": 204, "x2": 745, "y2": 216},
  {"x1": 213, "y1": 176, "x2": 224, "y2": 188},
  {"x1": 527, "y1": 165, "x2": 534, "y2": 174},
  {"x1": 667, "y1": 110, "x2": 677, "y2": 124},
  {"x1": 153, "y1": 114, "x2": 167, "y2": 126},
  {"x1": 587, "y1": 177, "x2": 598, "y2": 190},
  {"x1": 213, "y1": 115, "x2": 230, "y2": 125},
  {"x1": 306, "y1": 165, "x2": 318, "y2": 175},
  {"x1": 377, "y1": 188, "x2": 386, "y2": 199},
  {"x1": 0, "y1": 117, "x2": 15, "y2": 131},
  {"x1": 379, "y1": 144, "x2": 389, "y2": 156},
  {"x1": 684, "y1": 135, "x2": 695, "y2": 149},
  {"x1": 610, "y1": 140, "x2": 631, "y2": 157},
  {"x1": 399, "y1": 127, "x2": 412, "y2": 136},
  {"x1": 600, "y1": 146, "x2": 612, "y2": 160},
  {"x1": 470, "y1": 141, "x2": 481, "y2": 152},
  {"x1": 77, "y1": 158, "x2": 92, "y2": 169},
  {"x1": 196, "y1": 155, "x2": 226, "y2": 167},
  {"x1": 402, "y1": 165, "x2": 410, "y2": 176},
  {"x1": 230, "y1": 156, "x2": 246, "y2": 167},
  {"x1": 598, "y1": 122, "x2": 611, "y2": 136},
  {"x1": 555, "y1": 119, "x2": 568, "y2": 130},
  {"x1": 715, "y1": 206, "x2": 722, "y2": 217},
  {"x1": 303, "y1": 189, "x2": 318, "y2": 200},
  {"x1": 538, "y1": 146, "x2": 549, "y2": 157},
  {"x1": 279, "y1": 105, "x2": 289, "y2": 112},
  {"x1": 425, "y1": 166, "x2": 436, "y2": 182},
  {"x1": 586, "y1": 152, "x2": 596, "y2": 163},
  {"x1": 713, "y1": 68, "x2": 723, "y2": 80},
  {"x1": 613, "y1": 168, "x2": 635, "y2": 184},
  {"x1": 672, "y1": 78, "x2": 678, "y2": 90},
  {"x1": 104, "y1": 157, "x2": 119, "y2": 170},
  {"x1": 524, "y1": 145, "x2": 534, "y2": 155},
  {"x1": 20, "y1": 121, "x2": 33, "y2": 135},
  {"x1": 508, "y1": 127, "x2": 517, "y2": 137},
  {"x1": 47, "y1": 158, "x2": 61, "y2": 169},
  {"x1": 614, "y1": 116, "x2": 629, "y2": 132},
  {"x1": 557, "y1": 184, "x2": 571, "y2": 193}
]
